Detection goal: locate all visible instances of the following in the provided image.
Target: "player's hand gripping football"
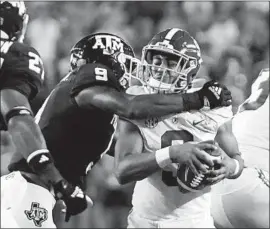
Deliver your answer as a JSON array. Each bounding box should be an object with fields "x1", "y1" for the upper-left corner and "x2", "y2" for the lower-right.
[
  {"x1": 206, "y1": 152, "x2": 241, "y2": 184},
  {"x1": 169, "y1": 140, "x2": 221, "y2": 176},
  {"x1": 53, "y1": 179, "x2": 93, "y2": 222},
  {"x1": 197, "y1": 80, "x2": 232, "y2": 109}
]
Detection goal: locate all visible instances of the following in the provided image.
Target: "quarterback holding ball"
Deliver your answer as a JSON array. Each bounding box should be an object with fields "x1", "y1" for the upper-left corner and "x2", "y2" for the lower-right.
[{"x1": 114, "y1": 28, "x2": 244, "y2": 228}]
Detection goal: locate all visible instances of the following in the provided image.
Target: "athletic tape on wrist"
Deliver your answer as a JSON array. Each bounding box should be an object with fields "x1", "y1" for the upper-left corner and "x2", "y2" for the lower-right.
[
  {"x1": 155, "y1": 147, "x2": 172, "y2": 169},
  {"x1": 232, "y1": 159, "x2": 240, "y2": 176}
]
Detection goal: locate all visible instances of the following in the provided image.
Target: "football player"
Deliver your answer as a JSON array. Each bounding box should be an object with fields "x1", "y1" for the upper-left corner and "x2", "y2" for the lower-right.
[
  {"x1": 26, "y1": 32, "x2": 231, "y2": 189},
  {"x1": 211, "y1": 68, "x2": 269, "y2": 228},
  {"x1": 114, "y1": 28, "x2": 244, "y2": 228},
  {"x1": 6, "y1": 30, "x2": 231, "y2": 224},
  {"x1": 0, "y1": 1, "x2": 92, "y2": 228}
]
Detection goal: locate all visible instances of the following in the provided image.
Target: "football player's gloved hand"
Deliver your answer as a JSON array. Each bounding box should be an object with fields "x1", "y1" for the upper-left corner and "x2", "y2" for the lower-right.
[
  {"x1": 53, "y1": 179, "x2": 93, "y2": 222},
  {"x1": 197, "y1": 80, "x2": 232, "y2": 109}
]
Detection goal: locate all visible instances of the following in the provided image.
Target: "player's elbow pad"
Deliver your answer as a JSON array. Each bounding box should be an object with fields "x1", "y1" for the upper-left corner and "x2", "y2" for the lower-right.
[{"x1": 4, "y1": 106, "x2": 33, "y2": 125}]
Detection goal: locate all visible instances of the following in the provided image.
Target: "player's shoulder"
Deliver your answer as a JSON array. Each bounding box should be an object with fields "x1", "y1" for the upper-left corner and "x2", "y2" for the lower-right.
[
  {"x1": 76, "y1": 63, "x2": 113, "y2": 77},
  {"x1": 209, "y1": 105, "x2": 233, "y2": 117},
  {"x1": 71, "y1": 63, "x2": 122, "y2": 96},
  {"x1": 9, "y1": 41, "x2": 41, "y2": 57},
  {"x1": 2, "y1": 41, "x2": 44, "y2": 75},
  {"x1": 0, "y1": 41, "x2": 44, "y2": 100},
  {"x1": 202, "y1": 106, "x2": 233, "y2": 127}
]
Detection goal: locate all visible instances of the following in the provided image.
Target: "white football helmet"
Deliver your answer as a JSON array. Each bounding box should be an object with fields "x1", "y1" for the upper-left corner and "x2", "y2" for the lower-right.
[{"x1": 129, "y1": 28, "x2": 203, "y2": 93}]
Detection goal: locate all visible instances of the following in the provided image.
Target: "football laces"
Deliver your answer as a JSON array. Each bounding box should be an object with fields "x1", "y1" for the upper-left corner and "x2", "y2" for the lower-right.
[{"x1": 190, "y1": 172, "x2": 205, "y2": 188}]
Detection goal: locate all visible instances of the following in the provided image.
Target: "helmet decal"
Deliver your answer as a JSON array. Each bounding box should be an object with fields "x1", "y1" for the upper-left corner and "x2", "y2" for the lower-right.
[
  {"x1": 92, "y1": 34, "x2": 124, "y2": 54},
  {"x1": 70, "y1": 32, "x2": 137, "y2": 89}
]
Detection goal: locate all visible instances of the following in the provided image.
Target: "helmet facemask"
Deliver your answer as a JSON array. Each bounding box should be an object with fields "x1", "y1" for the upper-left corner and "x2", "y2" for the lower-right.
[
  {"x1": 114, "y1": 52, "x2": 142, "y2": 88},
  {"x1": 138, "y1": 45, "x2": 199, "y2": 94}
]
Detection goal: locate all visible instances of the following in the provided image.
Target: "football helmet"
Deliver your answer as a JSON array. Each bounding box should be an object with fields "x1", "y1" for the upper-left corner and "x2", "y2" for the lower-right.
[
  {"x1": 136, "y1": 28, "x2": 203, "y2": 93},
  {"x1": 70, "y1": 32, "x2": 137, "y2": 89},
  {"x1": 0, "y1": 1, "x2": 28, "y2": 41}
]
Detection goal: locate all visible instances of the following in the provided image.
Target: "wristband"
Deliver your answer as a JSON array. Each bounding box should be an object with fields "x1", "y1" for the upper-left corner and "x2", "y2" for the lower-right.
[
  {"x1": 27, "y1": 149, "x2": 53, "y2": 172},
  {"x1": 5, "y1": 106, "x2": 33, "y2": 124},
  {"x1": 182, "y1": 92, "x2": 202, "y2": 111},
  {"x1": 155, "y1": 147, "x2": 172, "y2": 169},
  {"x1": 27, "y1": 149, "x2": 50, "y2": 163},
  {"x1": 232, "y1": 159, "x2": 240, "y2": 176}
]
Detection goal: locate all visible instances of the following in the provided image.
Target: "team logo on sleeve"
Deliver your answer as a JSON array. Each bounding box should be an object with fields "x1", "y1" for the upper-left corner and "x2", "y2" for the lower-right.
[
  {"x1": 145, "y1": 117, "x2": 159, "y2": 128},
  {"x1": 25, "y1": 202, "x2": 48, "y2": 227}
]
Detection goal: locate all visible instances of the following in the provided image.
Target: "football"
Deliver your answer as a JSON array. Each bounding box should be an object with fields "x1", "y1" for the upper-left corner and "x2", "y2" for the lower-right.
[{"x1": 176, "y1": 147, "x2": 222, "y2": 193}]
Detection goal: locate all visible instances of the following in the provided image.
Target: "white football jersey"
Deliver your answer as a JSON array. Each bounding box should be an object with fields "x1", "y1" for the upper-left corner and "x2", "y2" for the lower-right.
[
  {"x1": 233, "y1": 96, "x2": 269, "y2": 172},
  {"x1": 126, "y1": 86, "x2": 233, "y2": 221}
]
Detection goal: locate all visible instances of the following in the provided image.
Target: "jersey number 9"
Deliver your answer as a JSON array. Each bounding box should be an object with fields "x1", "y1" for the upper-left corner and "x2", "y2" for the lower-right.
[{"x1": 95, "y1": 67, "x2": 108, "y2": 81}]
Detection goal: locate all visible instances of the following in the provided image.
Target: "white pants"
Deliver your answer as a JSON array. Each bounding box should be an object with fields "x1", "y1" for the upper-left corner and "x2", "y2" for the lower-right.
[
  {"x1": 211, "y1": 167, "x2": 269, "y2": 228},
  {"x1": 127, "y1": 209, "x2": 215, "y2": 228},
  {"x1": 1, "y1": 171, "x2": 56, "y2": 228}
]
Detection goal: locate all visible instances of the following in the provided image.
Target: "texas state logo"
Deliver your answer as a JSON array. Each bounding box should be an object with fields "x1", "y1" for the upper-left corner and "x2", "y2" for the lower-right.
[{"x1": 25, "y1": 202, "x2": 48, "y2": 227}]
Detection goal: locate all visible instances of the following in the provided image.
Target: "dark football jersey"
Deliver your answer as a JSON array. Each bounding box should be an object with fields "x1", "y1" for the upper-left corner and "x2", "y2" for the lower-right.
[
  {"x1": 9, "y1": 63, "x2": 123, "y2": 187},
  {"x1": 0, "y1": 40, "x2": 44, "y2": 130}
]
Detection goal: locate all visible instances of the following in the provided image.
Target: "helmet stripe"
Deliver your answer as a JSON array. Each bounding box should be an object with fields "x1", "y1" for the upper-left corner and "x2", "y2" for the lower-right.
[{"x1": 163, "y1": 28, "x2": 181, "y2": 45}]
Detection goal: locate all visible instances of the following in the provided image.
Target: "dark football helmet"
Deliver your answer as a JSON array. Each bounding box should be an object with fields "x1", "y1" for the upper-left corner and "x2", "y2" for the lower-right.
[
  {"x1": 0, "y1": 1, "x2": 28, "y2": 41},
  {"x1": 135, "y1": 28, "x2": 203, "y2": 93},
  {"x1": 70, "y1": 32, "x2": 137, "y2": 89}
]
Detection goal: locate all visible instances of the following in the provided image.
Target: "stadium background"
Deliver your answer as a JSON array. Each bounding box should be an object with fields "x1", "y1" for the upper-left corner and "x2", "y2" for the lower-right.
[{"x1": 1, "y1": 1, "x2": 269, "y2": 228}]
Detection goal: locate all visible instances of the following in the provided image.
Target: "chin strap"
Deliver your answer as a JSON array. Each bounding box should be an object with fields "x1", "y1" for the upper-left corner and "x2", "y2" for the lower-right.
[{"x1": 148, "y1": 77, "x2": 175, "y2": 93}]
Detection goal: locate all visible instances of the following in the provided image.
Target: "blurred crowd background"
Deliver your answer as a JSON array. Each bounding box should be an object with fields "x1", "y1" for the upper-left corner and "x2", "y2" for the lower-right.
[{"x1": 1, "y1": 1, "x2": 269, "y2": 228}]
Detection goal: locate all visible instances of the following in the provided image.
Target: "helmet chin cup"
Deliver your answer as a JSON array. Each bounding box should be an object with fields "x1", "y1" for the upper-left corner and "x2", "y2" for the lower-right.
[{"x1": 147, "y1": 77, "x2": 175, "y2": 93}]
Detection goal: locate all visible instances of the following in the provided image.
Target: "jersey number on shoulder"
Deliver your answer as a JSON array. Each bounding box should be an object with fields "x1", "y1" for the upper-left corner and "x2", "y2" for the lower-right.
[
  {"x1": 95, "y1": 67, "x2": 108, "y2": 81},
  {"x1": 161, "y1": 130, "x2": 193, "y2": 186},
  {"x1": 28, "y1": 52, "x2": 44, "y2": 81}
]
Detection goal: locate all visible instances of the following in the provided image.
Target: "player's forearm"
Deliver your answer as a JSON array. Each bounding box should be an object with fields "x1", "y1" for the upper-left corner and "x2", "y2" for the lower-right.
[
  {"x1": 127, "y1": 92, "x2": 202, "y2": 119},
  {"x1": 224, "y1": 154, "x2": 244, "y2": 179},
  {"x1": 8, "y1": 115, "x2": 47, "y2": 157},
  {"x1": 8, "y1": 115, "x2": 49, "y2": 160},
  {"x1": 215, "y1": 121, "x2": 244, "y2": 178},
  {"x1": 115, "y1": 151, "x2": 160, "y2": 184},
  {"x1": 8, "y1": 115, "x2": 63, "y2": 183}
]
